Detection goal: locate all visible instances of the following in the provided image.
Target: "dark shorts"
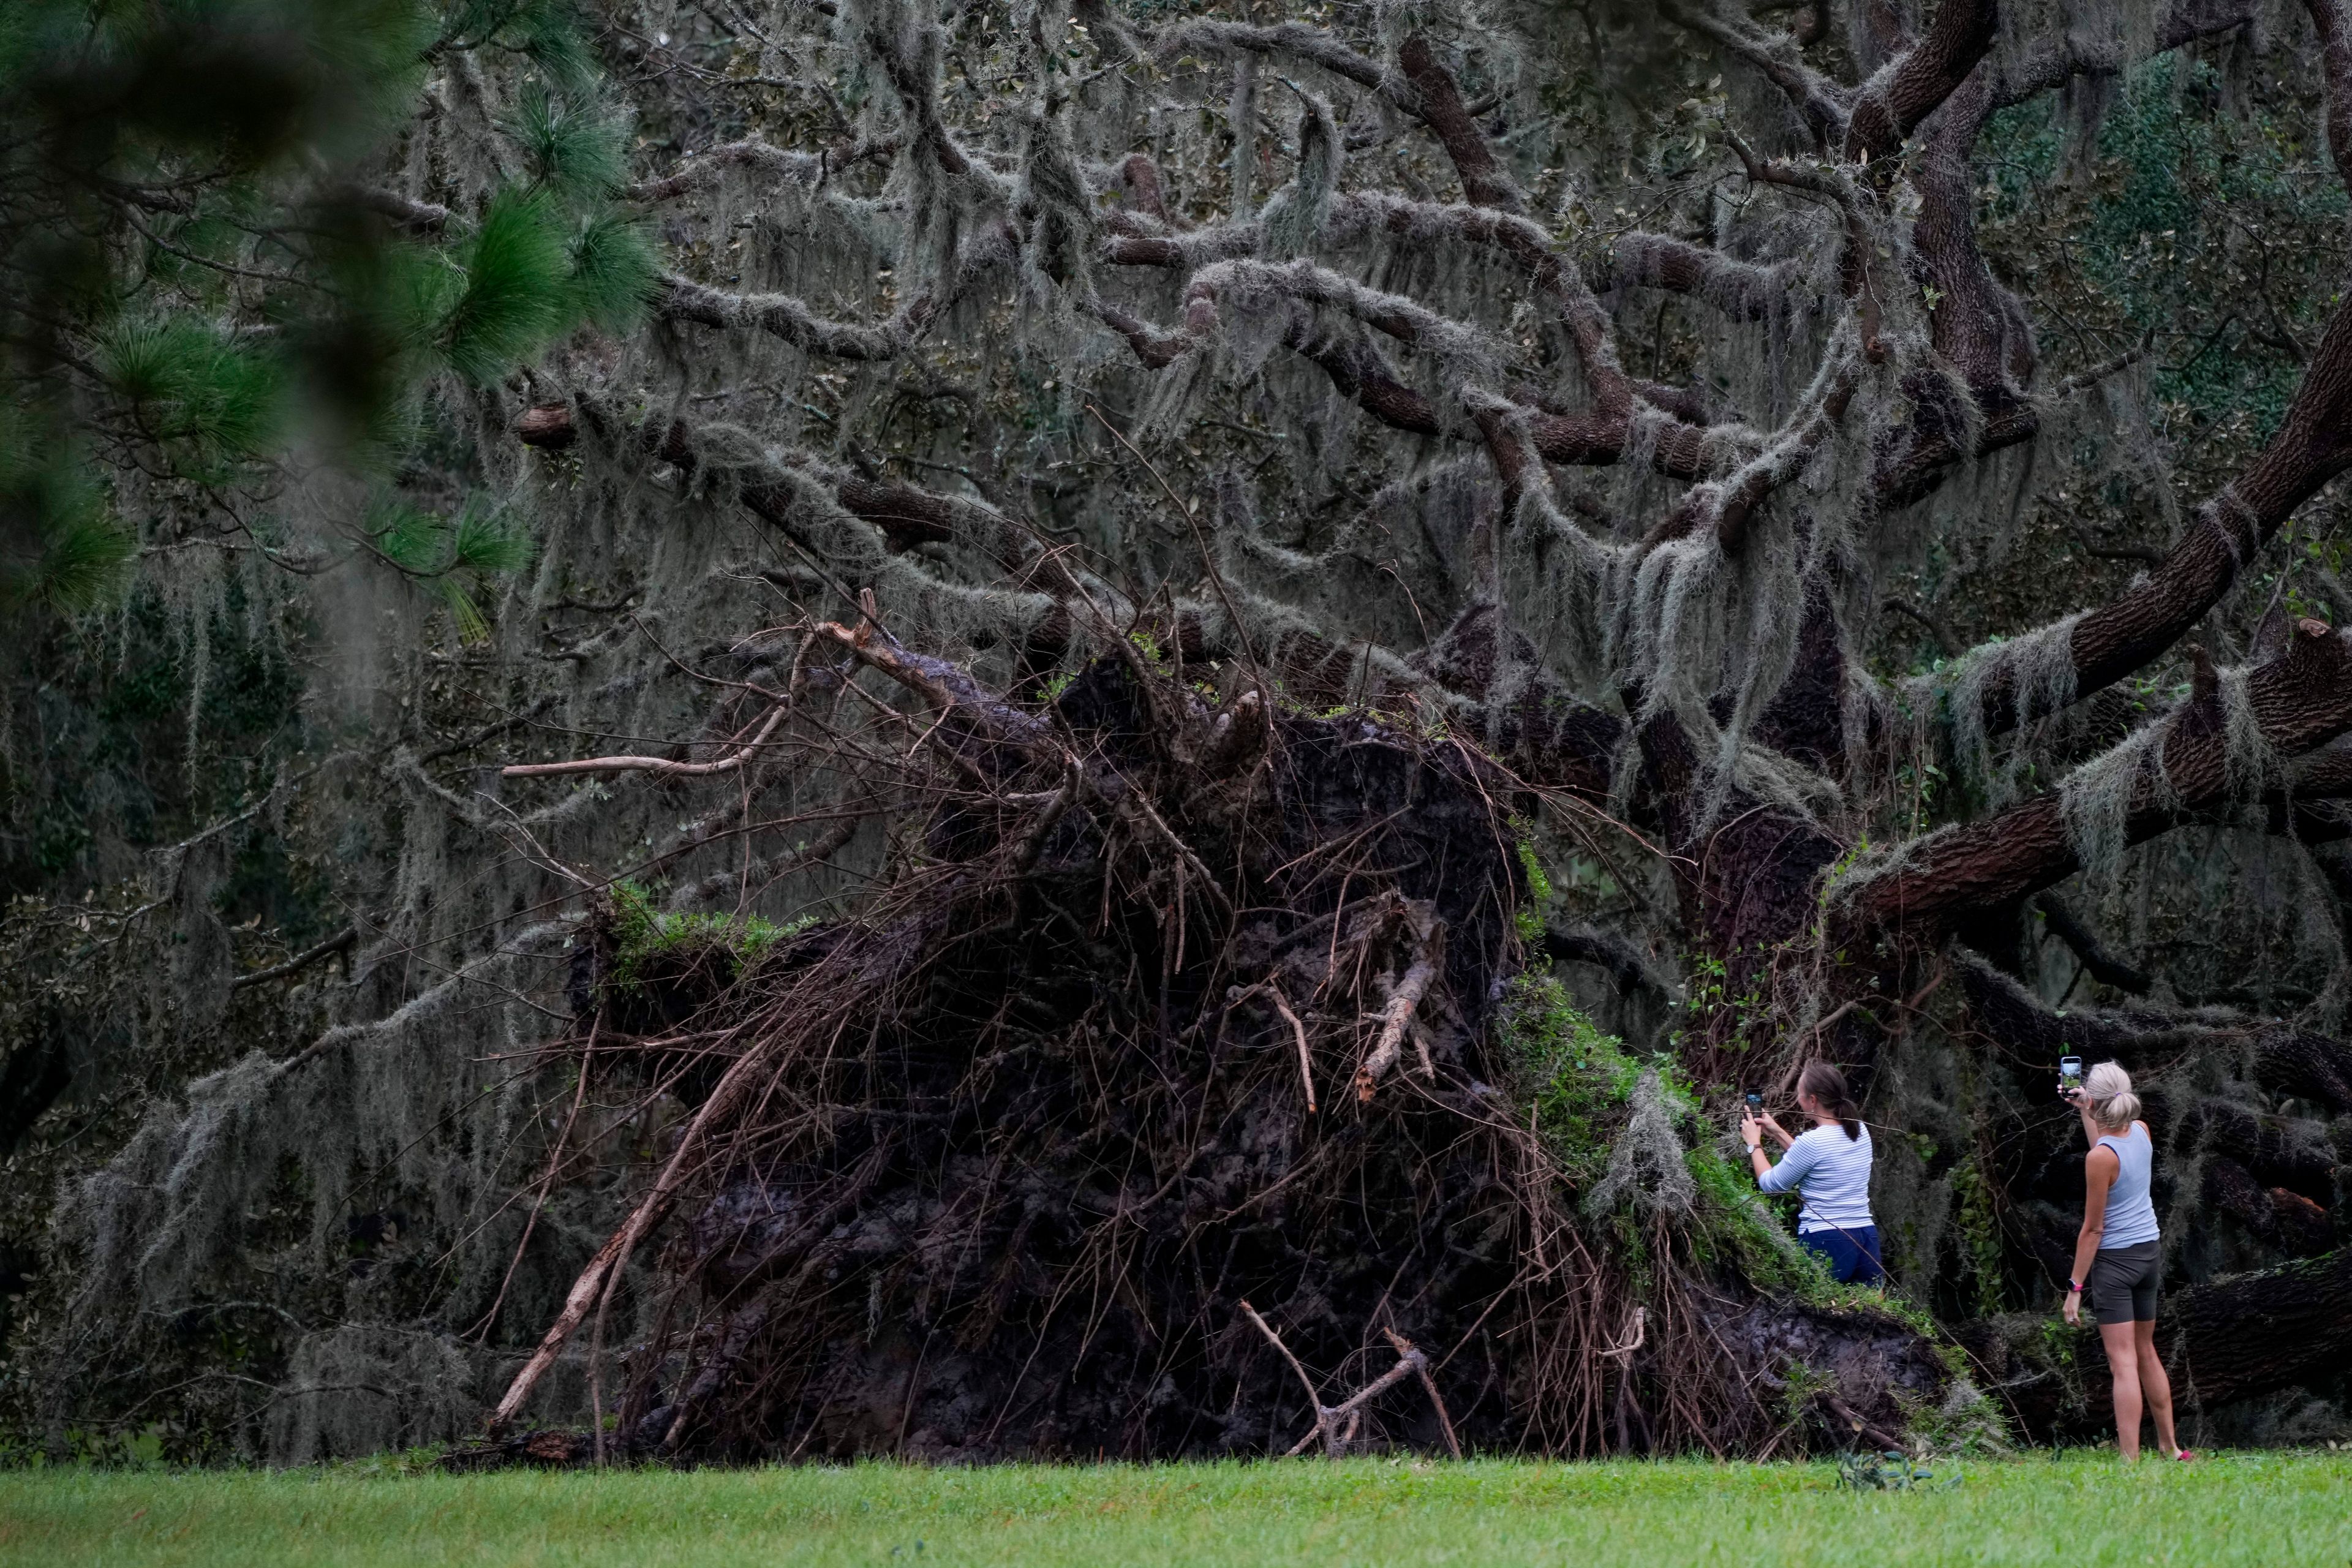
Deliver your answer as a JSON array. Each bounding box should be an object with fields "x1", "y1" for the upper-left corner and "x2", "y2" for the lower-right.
[
  {"x1": 2089, "y1": 1240, "x2": 2162, "y2": 1324},
  {"x1": 1800, "y1": 1224, "x2": 1885, "y2": 1285}
]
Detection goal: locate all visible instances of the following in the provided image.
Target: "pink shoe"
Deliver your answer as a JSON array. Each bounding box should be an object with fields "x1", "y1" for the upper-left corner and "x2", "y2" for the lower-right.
[{"x1": 2171, "y1": 1449, "x2": 2195, "y2": 1463}]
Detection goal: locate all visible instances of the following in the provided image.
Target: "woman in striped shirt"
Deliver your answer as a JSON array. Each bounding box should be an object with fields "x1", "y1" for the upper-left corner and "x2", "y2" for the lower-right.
[{"x1": 1739, "y1": 1062, "x2": 1882, "y2": 1284}]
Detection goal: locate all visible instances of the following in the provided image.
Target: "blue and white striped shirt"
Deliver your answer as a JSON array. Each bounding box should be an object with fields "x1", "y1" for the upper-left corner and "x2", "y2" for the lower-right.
[{"x1": 1758, "y1": 1123, "x2": 1875, "y2": 1234}]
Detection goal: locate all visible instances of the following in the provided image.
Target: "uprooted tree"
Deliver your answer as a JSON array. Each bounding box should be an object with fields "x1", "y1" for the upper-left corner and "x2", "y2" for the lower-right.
[{"x1": 9, "y1": 0, "x2": 2352, "y2": 1463}]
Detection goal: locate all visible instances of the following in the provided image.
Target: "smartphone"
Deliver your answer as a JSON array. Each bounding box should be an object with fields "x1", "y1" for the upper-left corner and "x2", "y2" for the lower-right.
[
  {"x1": 2059, "y1": 1056, "x2": 2083, "y2": 1093},
  {"x1": 1744, "y1": 1091, "x2": 1762, "y2": 1113}
]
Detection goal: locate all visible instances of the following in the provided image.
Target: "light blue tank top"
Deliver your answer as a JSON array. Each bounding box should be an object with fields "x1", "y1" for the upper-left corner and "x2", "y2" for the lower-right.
[{"x1": 2095, "y1": 1123, "x2": 2160, "y2": 1250}]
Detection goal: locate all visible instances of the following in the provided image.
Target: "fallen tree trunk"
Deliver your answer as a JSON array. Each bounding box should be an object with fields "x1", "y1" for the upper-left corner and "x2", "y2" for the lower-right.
[
  {"x1": 1963, "y1": 1248, "x2": 2352, "y2": 1440},
  {"x1": 469, "y1": 635, "x2": 1967, "y2": 1463},
  {"x1": 2162, "y1": 1247, "x2": 2352, "y2": 1413}
]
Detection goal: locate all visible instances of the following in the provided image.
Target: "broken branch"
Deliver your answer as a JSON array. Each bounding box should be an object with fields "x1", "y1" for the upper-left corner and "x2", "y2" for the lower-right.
[{"x1": 1356, "y1": 910, "x2": 1444, "y2": 1102}]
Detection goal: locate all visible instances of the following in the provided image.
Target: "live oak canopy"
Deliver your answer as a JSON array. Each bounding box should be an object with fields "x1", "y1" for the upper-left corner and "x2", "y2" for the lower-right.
[{"x1": 6, "y1": 0, "x2": 2352, "y2": 1463}]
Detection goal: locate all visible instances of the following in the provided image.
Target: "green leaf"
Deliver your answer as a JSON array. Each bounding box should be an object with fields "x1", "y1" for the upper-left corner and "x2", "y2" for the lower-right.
[
  {"x1": 439, "y1": 0, "x2": 598, "y2": 92},
  {"x1": 564, "y1": 211, "x2": 659, "y2": 335},
  {"x1": 450, "y1": 499, "x2": 536, "y2": 578},
  {"x1": 0, "y1": 408, "x2": 132, "y2": 614},
  {"x1": 437, "y1": 189, "x2": 570, "y2": 382},
  {"x1": 435, "y1": 574, "x2": 491, "y2": 644},
  {"x1": 97, "y1": 318, "x2": 284, "y2": 471},
  {"x1": 505, "y1": 83, "x2": 630, "y2": 204},
  {"x1": 363, "y1": 495, "x2": 447, "y2": 574},
  {"x1": 356, "y1": 491, "x2": 534, "y2": 641}
]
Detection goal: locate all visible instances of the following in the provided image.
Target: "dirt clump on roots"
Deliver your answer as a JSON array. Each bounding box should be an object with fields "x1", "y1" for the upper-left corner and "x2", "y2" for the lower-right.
[{"x1": 459, "y1": 615, "x2": 1959, "y2": 1465}]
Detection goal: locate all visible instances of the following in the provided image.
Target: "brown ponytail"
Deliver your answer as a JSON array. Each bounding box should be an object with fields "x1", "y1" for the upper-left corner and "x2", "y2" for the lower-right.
[{"x1": 1798, "y1": 1061, "x2": 1863, "y2": 1141}]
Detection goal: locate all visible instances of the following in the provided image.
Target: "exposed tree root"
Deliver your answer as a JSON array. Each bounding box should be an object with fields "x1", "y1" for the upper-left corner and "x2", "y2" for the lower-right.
[{"x1": 478, "y1": 628, "x2": 1953, "y2": 1462}]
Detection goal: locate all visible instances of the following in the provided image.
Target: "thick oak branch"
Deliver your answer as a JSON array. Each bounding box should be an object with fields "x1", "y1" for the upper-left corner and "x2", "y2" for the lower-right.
[
  {"x1": 1848, "y1": 621, "x2": 2352, "y2": 929},
  {"x1": 1968, "y1": 299, "x2": 2352, "y2": 734},
  {"x1": 1843, "y1": 0, "x2": 1999, "y2": 160},
  {"x1": 514, "y1": 402, "x2": 957, "y2": 551},
  {"x1": 2307, "y1": 0, "x2": 2352, "y2": 197},
  {"x1": 1396, "y1": 36, "x2": 1522, "y2": 214}
]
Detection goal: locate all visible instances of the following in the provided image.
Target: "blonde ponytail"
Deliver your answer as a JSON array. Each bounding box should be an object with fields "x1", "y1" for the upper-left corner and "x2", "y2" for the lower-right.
[{"x1": 2084, "y1": 1061, "x2": 2141, "y2": 1131}]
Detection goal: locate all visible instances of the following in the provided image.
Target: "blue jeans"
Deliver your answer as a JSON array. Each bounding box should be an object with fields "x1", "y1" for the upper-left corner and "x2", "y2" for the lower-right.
[{"x1": 1801, "y1": 1224, "x2": 1884, "y2": 1284}]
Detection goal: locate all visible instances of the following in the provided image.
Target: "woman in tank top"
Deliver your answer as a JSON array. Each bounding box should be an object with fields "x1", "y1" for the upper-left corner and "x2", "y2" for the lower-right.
[{"x1": 2064, "y1": 1061, "x2": 2191, "y2": 1462}]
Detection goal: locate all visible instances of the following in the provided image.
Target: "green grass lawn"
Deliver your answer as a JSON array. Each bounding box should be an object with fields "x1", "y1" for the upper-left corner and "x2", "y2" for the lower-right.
[{"x1": 3, "y1": 1451, "x2": 2346, "y2": 1567}]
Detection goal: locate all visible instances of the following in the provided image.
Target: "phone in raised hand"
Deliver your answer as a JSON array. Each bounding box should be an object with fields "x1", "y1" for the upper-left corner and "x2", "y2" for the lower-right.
[
  {"x1": 2059, "y1": 1056, "x2": 2083, "y2": 1096},
  {"x1": 1744, "y1": 1091, "x2": 1763, "y2": 1114}
]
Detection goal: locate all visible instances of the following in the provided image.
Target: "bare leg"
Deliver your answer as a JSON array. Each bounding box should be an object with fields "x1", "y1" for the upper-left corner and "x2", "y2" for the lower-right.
[
  {"x1": 2133, "y1": 1319, "x2": 2179, "y2": 1457},
  {"x1": 2098, "y1": 1319, "x2": 2144, "y2": 1460}
]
